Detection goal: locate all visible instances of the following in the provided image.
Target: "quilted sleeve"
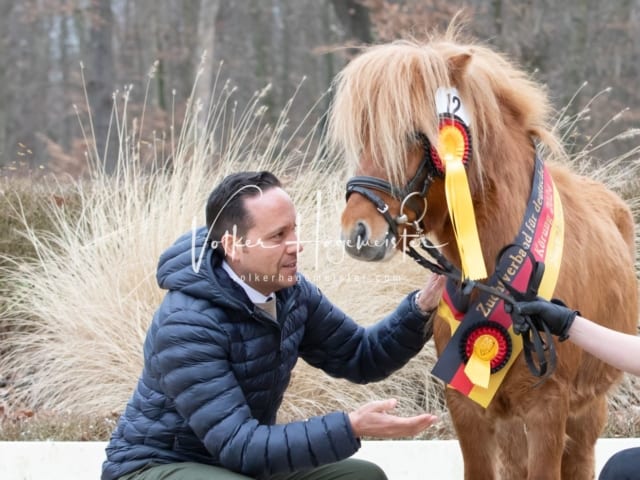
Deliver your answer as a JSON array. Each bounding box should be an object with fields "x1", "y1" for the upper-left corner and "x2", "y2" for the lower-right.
[{"x1": 298, "y1": 278, "x2": 432, "y2": 383}]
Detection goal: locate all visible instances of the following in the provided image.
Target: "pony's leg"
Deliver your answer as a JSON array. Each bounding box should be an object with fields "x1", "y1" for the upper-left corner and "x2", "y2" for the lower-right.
[
  {"x1": 446, "y1": 389, "x2": 497, "y2": 480},
  {"x1": 523, "y1": 394, "x2": 568, "y2": 480},
  {"x1": 561, "y1": 395, "x2": 607, "y2": 479},
  {"x1": 495, "y1": 417, "x2": 528, "y2": 479}
]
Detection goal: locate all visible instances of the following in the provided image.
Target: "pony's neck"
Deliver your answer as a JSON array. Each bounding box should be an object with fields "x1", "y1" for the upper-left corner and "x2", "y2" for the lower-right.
[{"x1": 438, "y1": 140, "x2": 537, "y2": 277}]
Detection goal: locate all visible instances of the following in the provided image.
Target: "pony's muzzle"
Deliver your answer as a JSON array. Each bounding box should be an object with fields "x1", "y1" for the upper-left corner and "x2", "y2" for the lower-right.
[{"x1": 341, "y1": 220, "x2": 395, "y2": 261}]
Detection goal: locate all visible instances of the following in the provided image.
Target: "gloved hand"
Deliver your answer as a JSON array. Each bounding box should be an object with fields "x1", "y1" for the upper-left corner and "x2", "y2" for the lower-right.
[{"x1": 515, "y1": 298, "x2": 578, "y2": 341}]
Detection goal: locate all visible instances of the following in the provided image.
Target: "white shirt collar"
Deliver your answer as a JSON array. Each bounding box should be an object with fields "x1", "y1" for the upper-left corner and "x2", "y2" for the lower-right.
[{"x1": 221, "y1": 260, "x2": 274, "y2": 304}]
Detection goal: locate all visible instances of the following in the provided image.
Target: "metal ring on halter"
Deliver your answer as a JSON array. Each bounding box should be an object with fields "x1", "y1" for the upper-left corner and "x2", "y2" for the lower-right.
[{"x1": 396, "y1": 191, "x2": 428, "y2": 225}]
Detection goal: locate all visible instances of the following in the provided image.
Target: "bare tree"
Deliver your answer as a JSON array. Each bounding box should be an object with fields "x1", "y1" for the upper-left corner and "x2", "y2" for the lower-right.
[
  {"x1": 196, "y1": 0, "x2": 223, "y2": 105},
  {"x1": 2, "y1": 0, "x2": 640, "y2": 173},
  {"x1": 87, "y1": 0, "x2": 117, "y2": 173},
  {"x1": 330, "y1": 0, "x2": 373, "y2": 48}
]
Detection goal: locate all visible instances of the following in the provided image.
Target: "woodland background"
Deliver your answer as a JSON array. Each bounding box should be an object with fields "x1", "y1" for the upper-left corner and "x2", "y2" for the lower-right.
[{"x1": 2, "y1": 0, "x2": 640, "y2": 177}]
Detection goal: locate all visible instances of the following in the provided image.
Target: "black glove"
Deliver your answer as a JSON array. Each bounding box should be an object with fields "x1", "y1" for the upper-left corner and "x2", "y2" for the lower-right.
[{"x1": 515, "y1": 298, "x2": 578, "y2": 341}]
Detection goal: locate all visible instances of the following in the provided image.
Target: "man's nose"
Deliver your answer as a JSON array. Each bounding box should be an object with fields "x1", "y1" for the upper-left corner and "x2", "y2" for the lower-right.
[{"x1": 286, "y1": 233, "x2": 303, "y2": 253}]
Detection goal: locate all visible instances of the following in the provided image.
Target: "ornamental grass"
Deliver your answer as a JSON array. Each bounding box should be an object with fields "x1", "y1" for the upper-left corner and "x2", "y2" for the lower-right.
[{"x1": 1, "y1": 75, "x2": 639, "y2": 441}]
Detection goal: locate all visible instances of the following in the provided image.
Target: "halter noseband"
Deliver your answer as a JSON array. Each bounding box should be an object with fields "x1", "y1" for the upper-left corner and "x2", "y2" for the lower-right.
[{"x1": 345, "y1": 135, "x2": 437, "y2": 238}]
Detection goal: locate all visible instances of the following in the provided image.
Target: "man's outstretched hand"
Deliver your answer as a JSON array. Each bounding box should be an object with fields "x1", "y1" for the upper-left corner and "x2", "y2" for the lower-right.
[{"x1": 348, "y1": 399, "x2": 437, "y2": 439}]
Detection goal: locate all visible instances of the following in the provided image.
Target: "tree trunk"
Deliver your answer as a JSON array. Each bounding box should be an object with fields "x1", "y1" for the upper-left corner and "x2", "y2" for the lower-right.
[
  {"x1": 196, "y1": 0, "x2": 223, "y2": 104},
  {"x1": 330, "y1": 0, "x2": 372, "y2": 47},
  {"x1": 87, "y1": 0, "x2": 117, "y2": 173}
]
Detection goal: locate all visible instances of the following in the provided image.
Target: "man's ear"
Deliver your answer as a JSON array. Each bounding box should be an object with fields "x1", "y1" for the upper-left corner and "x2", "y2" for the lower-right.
[{"x1": 220, "y1": 232, "x2": 239, "y2": 260}]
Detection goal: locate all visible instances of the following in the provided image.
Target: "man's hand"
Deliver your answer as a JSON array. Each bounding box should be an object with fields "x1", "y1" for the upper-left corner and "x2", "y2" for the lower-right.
[
  {"x1": 516, "y1": 298, "x2": 578, "y2": 341},
  {"x1": 348, "y1": 399, "x2": 438, "y2": 439},
  {"x1": 414, "y1": 274, "x2": 446, "y2": 316}
]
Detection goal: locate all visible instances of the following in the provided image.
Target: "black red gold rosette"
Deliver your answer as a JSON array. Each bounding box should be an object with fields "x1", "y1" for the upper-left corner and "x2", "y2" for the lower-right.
[
  {"x1": 460, "y1": 321, "x2": 512, "y2": 373},
  {"x1": 430, "y1": 116, "x2": 472, "y2": 175}
]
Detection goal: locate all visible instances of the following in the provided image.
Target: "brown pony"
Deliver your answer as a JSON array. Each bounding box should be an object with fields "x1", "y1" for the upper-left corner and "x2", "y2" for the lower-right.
[{"x1": 328, "y1": 28, "x2": 638, "y2": 480}]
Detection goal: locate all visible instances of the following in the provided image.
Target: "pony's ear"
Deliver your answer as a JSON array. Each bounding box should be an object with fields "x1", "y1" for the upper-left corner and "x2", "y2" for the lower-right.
[{"x1": 447, "y1": 52, "x2": 472, "y2": 79}]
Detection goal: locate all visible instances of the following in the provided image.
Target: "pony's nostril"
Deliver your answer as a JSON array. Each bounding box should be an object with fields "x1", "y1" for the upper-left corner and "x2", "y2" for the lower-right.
[
  {"x1": 346, "y1": 221, "x2": 369, "y2": 251},
  {"x1": 353, "y1": 221, "x2": 368, "y2": 249}
]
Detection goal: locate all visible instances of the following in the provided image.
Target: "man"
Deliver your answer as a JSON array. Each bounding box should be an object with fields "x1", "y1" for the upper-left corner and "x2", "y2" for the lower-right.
[{"x1": 102, "y1": 171, "x2": 445, "y2": 480}]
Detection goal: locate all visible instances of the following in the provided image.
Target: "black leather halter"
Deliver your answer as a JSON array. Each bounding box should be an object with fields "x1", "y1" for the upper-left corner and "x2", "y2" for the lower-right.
[{"x1": 345, "y1": 136, "x2": 438, "y2": 238}]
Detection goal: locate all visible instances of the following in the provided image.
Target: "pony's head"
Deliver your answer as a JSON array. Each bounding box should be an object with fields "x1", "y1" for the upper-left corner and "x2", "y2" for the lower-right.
[{"x1": 328, "y1": 30, "x2": 563, "y2": 268}]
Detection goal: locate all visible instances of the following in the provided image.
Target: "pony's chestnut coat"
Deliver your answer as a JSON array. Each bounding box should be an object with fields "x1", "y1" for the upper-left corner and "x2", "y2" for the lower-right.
[{"x1": 330, "y1": 32, "x2": 638, "y2": 480}]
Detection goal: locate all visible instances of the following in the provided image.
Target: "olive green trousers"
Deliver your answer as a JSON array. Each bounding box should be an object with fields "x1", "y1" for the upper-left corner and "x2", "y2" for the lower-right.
[{"x1": 118, "y1": 458, "x2": 387, "y2": 480}]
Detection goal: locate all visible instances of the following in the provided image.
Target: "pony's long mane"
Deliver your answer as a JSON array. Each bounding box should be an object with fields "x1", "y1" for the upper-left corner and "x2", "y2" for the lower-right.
[{"x1": 328, "y1": 27, "x2": 566, "y2": 187}]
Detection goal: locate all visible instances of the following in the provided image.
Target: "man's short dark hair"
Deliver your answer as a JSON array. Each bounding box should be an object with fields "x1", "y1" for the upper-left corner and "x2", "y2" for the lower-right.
[{"x1": 205, "y1": 171, "x2": 281, "y2": 248}]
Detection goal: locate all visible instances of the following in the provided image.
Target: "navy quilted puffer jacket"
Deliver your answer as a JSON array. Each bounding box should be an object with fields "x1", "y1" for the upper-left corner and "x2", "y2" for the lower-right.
[{"x1": 102, "y1": 227, "x2": 432, "y2": 480}]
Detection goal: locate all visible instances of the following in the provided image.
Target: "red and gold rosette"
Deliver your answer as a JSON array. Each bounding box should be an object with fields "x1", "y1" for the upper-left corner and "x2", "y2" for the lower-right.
[
  {"x1": 431, "y1": 117, "x2": 471, "y2": 174},
  {"x1": 460, "y1": 322, "x2": 512, "y2": 389},
  {"x1": 433, "y1": 112, "x2": 487, "y2": 281}
]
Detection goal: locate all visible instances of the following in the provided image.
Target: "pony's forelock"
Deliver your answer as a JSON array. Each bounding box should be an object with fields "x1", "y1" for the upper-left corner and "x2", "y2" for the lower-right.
[
  {"x1": 328, "y1": 40, "x2": 450, "y2": 185},
  {"x1": 328, "y1": 28, "x2": 564, "y2": 186}
]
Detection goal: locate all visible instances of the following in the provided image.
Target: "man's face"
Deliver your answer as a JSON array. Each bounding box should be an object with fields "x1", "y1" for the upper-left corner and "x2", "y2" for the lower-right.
[{"x1": 223, "y1": 187, "x2": 303, "y2": 295}]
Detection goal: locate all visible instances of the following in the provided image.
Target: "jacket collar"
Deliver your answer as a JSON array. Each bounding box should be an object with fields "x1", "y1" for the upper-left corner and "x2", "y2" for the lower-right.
[{"x1": 221, "y1": 260, "x2": 274, "y2": 304}]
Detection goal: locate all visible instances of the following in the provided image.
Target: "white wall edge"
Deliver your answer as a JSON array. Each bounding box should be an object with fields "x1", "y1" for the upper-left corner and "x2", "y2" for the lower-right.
[{"x1": 1, "y1": 438, "x2": 639, "y2": 479}]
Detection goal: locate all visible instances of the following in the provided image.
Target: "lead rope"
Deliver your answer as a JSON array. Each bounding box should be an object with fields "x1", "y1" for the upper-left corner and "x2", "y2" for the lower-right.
[{"x1": 405, "y1": 235, "x2": 557, "y2": 381}]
